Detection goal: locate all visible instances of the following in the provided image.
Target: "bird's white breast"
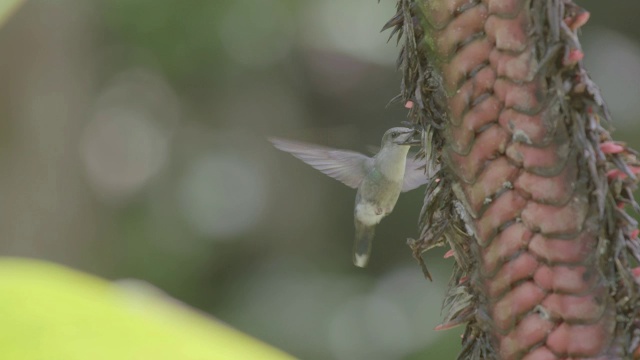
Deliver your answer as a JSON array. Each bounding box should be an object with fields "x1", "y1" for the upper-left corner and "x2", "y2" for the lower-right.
[
  {"x1": 375, "y1": 147, "x2": 409, "y2": 182},
  {"x1": 355, "y1": 203, "x2": 384, "y2": 226}
]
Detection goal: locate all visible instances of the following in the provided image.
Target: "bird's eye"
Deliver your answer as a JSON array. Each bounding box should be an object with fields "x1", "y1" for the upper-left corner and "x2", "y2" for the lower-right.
[{"x1": 391, "y1": 132, "x2": 398, "y2": 138}]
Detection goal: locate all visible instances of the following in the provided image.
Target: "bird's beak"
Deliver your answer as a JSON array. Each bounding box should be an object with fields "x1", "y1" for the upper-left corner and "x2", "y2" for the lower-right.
[{"x1": 394, "y1": 130, "x2": 421, "y2": 146}]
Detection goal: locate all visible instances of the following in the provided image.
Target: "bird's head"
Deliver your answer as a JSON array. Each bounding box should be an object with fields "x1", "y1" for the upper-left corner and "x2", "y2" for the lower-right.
[{"x1": 382, "y1": 127, "x2": 420, "y2": 148}]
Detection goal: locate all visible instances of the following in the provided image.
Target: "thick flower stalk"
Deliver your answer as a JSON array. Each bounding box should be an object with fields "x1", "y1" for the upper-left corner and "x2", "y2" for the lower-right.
[{"x1": 385, "y1": 0, "x2": 640, "y2": 358}]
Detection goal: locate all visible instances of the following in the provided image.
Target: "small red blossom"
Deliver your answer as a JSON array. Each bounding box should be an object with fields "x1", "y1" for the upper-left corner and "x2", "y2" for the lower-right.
[
  {"x1": 600, "y1": 142, "x2": 625, "y2": 154},
  {"x1": 565, "y1": 11, "x2": 590, "y2": 31},
  {"x1": 564, "y1": 49, "x2": 584, "y2": 66}
]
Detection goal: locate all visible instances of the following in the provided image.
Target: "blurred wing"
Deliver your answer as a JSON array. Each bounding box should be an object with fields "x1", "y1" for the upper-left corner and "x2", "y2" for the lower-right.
[
  {"x1": 402, "y1": 156, "x2": 429, "y2": 192},
  {"x1": 270, "y1": 137, "x2": 372, "y2": 189},
  {"x1": 365, "y1": 145, "x2": 380, "y2": 156}
]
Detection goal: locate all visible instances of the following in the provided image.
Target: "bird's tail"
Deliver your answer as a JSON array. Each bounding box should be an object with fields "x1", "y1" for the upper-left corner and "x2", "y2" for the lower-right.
[{"x1": 353, "y1": 221, "x2": 375, "y2": 268}]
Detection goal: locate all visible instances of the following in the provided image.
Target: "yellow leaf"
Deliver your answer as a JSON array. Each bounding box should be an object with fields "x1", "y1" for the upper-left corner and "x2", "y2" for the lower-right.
[
  {"x1": 0, "y1": 0, "x2": 25, "y2": 28},
  {"x1": 0, "y1": 257, "x2": 294, "y2": 360}
]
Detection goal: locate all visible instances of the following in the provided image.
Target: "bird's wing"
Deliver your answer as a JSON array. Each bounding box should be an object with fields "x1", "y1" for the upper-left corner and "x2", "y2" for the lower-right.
[
  {"x1": 402, "y1": 156, "x2": 429, "y2": 192},
  {"x1": 365, "y1": 145, "x2": 380, "y2": 155},
  {"x1": 270, "y1": 137, "x2": 373, "y2": 189}
]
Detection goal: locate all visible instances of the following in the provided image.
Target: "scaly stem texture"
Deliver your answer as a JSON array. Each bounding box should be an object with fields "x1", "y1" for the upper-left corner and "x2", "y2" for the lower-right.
[{"x1": 386, "y1": 0, "x2": 640, "y2": 358}]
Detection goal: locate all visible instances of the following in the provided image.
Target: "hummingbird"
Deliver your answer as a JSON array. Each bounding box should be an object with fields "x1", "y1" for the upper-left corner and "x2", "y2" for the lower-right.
[{"x1": 270, "y1": 127, "x2": 428, "y2": 268}]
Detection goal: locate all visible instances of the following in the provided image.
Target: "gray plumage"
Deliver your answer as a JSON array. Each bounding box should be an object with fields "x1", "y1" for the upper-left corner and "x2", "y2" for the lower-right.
[{"x1": 270, "y1": 127, "x2": 427, "y2": 267}]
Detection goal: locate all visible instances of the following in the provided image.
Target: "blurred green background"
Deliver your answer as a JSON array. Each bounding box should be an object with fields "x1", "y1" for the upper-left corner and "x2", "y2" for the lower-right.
[{"x1": 0, "y1": 1, "x2": 638, "y2": 359}]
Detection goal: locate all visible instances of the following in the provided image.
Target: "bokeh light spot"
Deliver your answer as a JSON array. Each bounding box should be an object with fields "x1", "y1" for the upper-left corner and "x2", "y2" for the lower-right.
[
  {"x1": 81, "y1": 68, "x2": 178, "y2": 202},
  {"x1": 81, "y1": 108, "x2": 169, "y2": 201},
  {"x1": 178, "y1": 152, "x2": 266, "y2": 239}
]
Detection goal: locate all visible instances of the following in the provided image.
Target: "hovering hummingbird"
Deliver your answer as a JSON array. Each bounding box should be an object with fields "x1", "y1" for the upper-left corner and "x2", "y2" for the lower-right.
[{"x1": 270, "y1": 127, "x2": 428, "y2": 268}]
